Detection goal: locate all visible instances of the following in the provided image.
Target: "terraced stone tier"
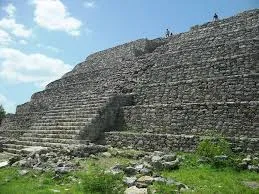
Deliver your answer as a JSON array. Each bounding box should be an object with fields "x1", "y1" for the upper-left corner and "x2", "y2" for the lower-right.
[
  {"x1": 45, "y1": 37, "x2": 258, "y2": 90},
  {"x1": 63, "y1": 38, "x2": 167, "y2": 77},
  {"x1": 189, "y1": 9, "x2": 258, "y2": 33},
  {"x1": 137, "y1": 53, "x2": 258, "y2": 83},
  {"x1": 168, "y1": 25, "x2": 259, "y2": 47},
  {"x1": 105, "y1": 132, "x2": 259, "y2": 153},
  {"x1": 135, "y1": 74, "x2": 258, "y2": 104},
  {"x1": 123, "y1": 101, "x2": 259, "y2": 137}
]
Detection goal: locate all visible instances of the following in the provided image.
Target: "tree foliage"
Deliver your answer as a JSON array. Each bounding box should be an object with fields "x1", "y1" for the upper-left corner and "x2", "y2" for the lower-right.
[{"x1": 0, "y1": 104, "x2": 6, "y2": 124}]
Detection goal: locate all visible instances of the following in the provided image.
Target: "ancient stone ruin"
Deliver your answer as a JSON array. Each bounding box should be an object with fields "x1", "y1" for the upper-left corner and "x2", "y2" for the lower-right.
[{"x1": 0, "y1": 9, "x2": 258, "y2": 154}]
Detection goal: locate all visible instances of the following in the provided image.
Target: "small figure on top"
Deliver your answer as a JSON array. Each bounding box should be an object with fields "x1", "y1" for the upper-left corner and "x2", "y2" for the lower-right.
[
  {"x1": 213, "y1": 13, "x2": 219, "y2": 21},
  {"x1": 165, "y1": 29, "x2": 170, "y2": 38},
  {"x1": 170, "y1": 32, "x2": 173, "y2": 36}
]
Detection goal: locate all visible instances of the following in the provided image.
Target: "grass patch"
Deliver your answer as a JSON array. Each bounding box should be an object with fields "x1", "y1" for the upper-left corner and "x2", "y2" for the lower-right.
[
  {"x1": 81, "y1": 166, "x2": 124, "y2": 194},
  {"x1": 0, "y1": 167, "x2": 81, "y2": 194},
  {"x1": 0, "y1": 156, "x2": 130, "y2": 194},
  {"x1": 161, "y1": 166, "x2": 259, "y2": 194},
  {"x1": 0, "y1": 152, "x2": 258, "y2": 194}
]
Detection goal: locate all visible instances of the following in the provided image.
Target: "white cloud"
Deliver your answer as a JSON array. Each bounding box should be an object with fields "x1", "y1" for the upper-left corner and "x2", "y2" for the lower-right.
[
  {"x1": 45, "y1": 45, "x2": 61, "y2": 53},
  {"x1": 0, "y1": 48, "x2": 72, "y2": 87},
  {"x1": 0, "y1": 29, "x2": 12, "y2": 45},
  {"x1": 19, "y1": 39, "x2": 28, "y2": 45},
  {"x1": 0, "y1": 4, "x2": 32, "y2": 39},
  {"x1": 83, "y1": 1, "x2": 96, "y2": 8},
  {"x1": 32, "y1": 0, "x2": 82, "y2": 36},
  {"x1": 0, "y1": 93, "x2": 16, "y2": 113},
  {"x1": 37, "y1": 43, "x2": 61, "y2": 53},
  {"x1": 3, "y1": 3, "x2": 16, "y2": 18},
  {"x1": 0, "y1": 18, "x2": 32, "y2": 38}
]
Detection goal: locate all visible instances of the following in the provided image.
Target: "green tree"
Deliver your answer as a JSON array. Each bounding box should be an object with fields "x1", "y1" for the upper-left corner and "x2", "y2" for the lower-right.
[{"x1": 0, "y1": 104, "x2": 6, "y2": 125}]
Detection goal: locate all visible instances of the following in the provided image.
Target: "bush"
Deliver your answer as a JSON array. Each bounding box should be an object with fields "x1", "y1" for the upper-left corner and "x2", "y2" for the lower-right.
[
  {"x1": 82, "y1": 167, "x2": 124, "y2": 194},
  {"x1": 0, "y1": 104, "x2": 6, "y2": 125},
  {"x1": 197, "y1": 138, "x2": 232, "y2": 158},
  {"x1": 196, "y1": 137, "x2": 235, "y2": 168}
]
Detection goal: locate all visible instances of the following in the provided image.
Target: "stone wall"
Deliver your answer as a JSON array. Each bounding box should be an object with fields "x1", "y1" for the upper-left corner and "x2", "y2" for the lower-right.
[
  {"x1": 135, "y1": 74, "x2": 258, "y2": 104},
  {"x1": 0, "y1": 113, "x2": 43, "y2": 138},
  {"x1": 105, "y1": 132, "x2": 259, "y2": 153},
  {"x1": 79, "y1": 94, "x2": 134, "y2": 142},
  {"x1": 122, "y1": 102, "x2": 258, "y2": 137}
]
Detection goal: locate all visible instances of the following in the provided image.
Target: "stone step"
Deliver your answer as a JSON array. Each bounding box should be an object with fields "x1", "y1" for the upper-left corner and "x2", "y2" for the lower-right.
[
  {"x1": 37, "y1": 117, "x2": 95, "y2": 123},
  {"x1": 52, "y1": 102, "x2": 106, "y2": 110},
  {"x1": 14, "y1": 140, "x2": 84, "y2": 148},
  {"x1": 12, "y1": 140, "x2": 68, "y2": 148},
  {"x1": 56, "y1": 98, "x2": 109, "y2": 105},
  {"x1": 41, "y1": 113, "x2": 98, "y2": 119},
  {"x1": 54, "y1": 101, "x2": 107, "y2": 107},
  {"x1": 21, "y1": 133, "x2": 79, "y2": 139},
  {"x1": 0, "y1": 130, "x2": 25, "y2": 133},
  {"x1": 19, "y1": 137, "x2": 82, "y2": 144},
  {"x1": 148, "y1": 52, "x2": 256, "y2": 73},
  {"x1": 166, "y1": 39, "x2": 255, "y2": 57},
  {"x1": 56, "y1": 94, "x2": 114, "y2": 102},
  {"x1": 30, "y1": 126, "x2": 84, "y2": 130},
  {"x1": 32, "y1": 121, "x2": 90, "y2": 127},
  {"x1": 42, "y1": 111, "x2": 98, "y2": 117},
  {"x1": 52, "y1": 103, "x2": 106, "y2": 110},
  {"x1": 23, "y1": 129, "x2": 81, "y2": 135},
  {"x1": 45, "y1": 107, "x2": 100, "y2": 114},
  {"x1": 167, "y1": 25, "x2": 258, "y2": 51},
  {"x1": 2, "y1": 147, "x2": 21, "y2": 154},
  {"x1": 3, "y1": 143, "x2": 25, "y2": 150}
]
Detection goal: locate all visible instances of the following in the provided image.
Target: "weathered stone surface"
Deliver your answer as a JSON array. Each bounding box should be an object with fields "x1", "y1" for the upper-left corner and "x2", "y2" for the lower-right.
[
  {"x1": 248, "y1": 165, "x2": 259, "y2": 172},
  {"x1": 109, "y1": 164, "x2": 124, "y2": 174},
  {"x1": 124, "y1": 186, "x2": 148, "y2": 194},
  {"x1": 0, "y1": 142, "x2": 3, "y2": 152},
  {"x1": 0, "y1": 161, "x2": 8, "y2": 168},
  {"x1": 162, "y1": 154, "x2": 177, "y2": 162},
  {"x1": 242, "y1": 181, "x2": 259, "y2": 189},
  {"x1": 8, "y1": 155, "x2": 21, "y2": 165},
  {"x1": 21, "y1": 146, "x2": 48, "y2": 155},
  {"x1": 6, "y1": 144, "x2": 108, "y2": 171},
  {"x1": 124, "y1": 166, "x2": 137, "y2": 176},
  {"x1": 19, "y1": 169, "x2": 29, "y2": 176},
  {"x1": 105, "y1": 132, "x2": 259, "y2": 153},
  {"x1": 123, "y1": 176, "x2": 137, "y2": 187},
  {"x1": 102, "y1": 152, "x2": 112, "y2": 158},
  {"x1": 214, "y1": 155, "x2": 228, "y2": 161},
  {"x1": 162, "y1": 160, "x2": 179, "y2": 170},
  {"x1": 137, "y1": 176, "x2": 154, "y2": 185},
  {"x1": 243, "y1": 155, "x2": 252, "y2": 164}
]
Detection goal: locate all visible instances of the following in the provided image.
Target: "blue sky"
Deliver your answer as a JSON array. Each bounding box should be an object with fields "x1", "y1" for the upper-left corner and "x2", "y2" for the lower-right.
[{"x1": 0, "y1": 0, "x2": 258, "y2": 113}]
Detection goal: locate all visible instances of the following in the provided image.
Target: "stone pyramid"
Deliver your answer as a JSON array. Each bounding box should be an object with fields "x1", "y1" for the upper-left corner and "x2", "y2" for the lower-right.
[{"x1": 0, "y1": 9, "x2": 258, "y2": 154}]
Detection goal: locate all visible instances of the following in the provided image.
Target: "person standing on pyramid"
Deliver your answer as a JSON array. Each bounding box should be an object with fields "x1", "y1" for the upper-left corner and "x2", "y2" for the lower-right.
[
  {"x1": 165, "y1": 29, "x2": 170, "y2": 38},
  {"x1": 213, "y1": 13, "x2": 219, "y2": 21}
]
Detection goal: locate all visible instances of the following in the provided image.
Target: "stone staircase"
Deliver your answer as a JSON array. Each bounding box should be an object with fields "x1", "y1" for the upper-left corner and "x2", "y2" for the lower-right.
[{"x1": 2, "y1": 91, "x2": 115, "y2": 154}]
